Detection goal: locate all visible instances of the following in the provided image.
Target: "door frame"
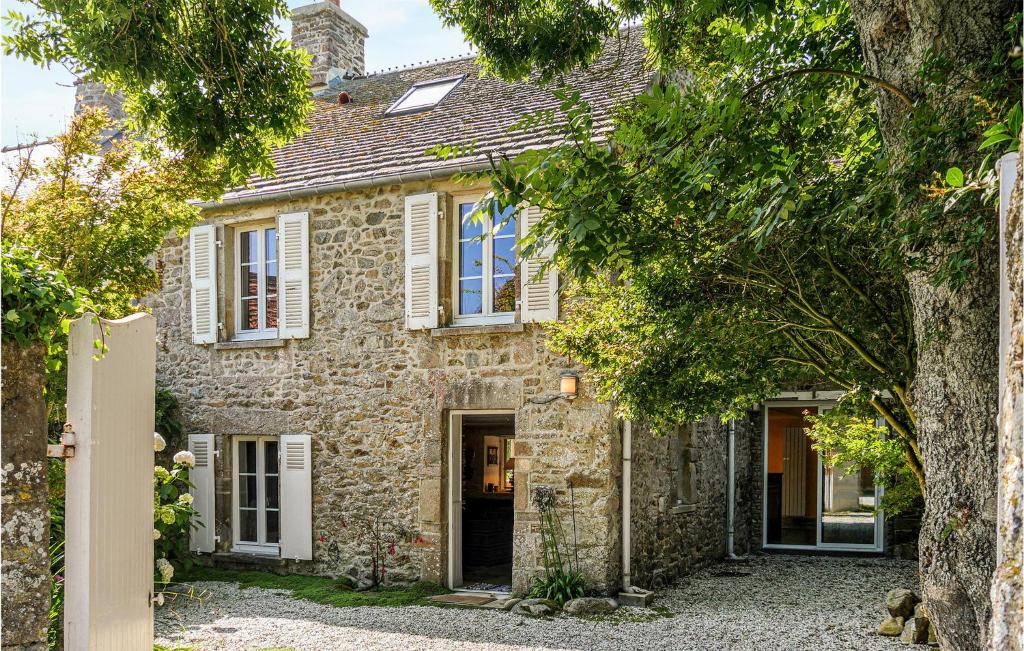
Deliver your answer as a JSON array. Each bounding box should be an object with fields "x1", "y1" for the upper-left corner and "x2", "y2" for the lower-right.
[
  {"x1": 447, "y1": 409, "x2": 517, "y2": 590},
  {"x1": 760, "y1": 400, "x2": 885, "y2": 552}
]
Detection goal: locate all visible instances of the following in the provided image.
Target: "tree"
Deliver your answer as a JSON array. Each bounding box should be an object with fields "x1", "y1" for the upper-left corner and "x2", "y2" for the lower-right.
[
  {"x1": 432, "y1": 0, "x2": 1020, "y2": 646},
  {"x1": 3, "y1": 0, "x2": 312, "y2": 188}
]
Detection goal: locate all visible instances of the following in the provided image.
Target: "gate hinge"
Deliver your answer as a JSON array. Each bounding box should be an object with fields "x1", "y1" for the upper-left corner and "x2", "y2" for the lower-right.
[{"x1": 47, "y1": 423, "x2": 77, "y2": 459}]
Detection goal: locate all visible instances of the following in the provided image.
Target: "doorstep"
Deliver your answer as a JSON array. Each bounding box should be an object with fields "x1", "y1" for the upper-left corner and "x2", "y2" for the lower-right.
[{"x1": 428, "y1": 592, "x2": 520, "y2": 610}]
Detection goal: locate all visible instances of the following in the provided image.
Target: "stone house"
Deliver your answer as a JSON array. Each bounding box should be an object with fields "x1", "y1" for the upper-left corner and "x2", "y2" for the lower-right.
[{"x1": 137, "y1": 0, "x2": 902, "y2": 596}]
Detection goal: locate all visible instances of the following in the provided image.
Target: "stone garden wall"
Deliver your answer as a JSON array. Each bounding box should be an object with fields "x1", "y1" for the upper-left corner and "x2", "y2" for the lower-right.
[
  {"x1": 627, "y1": 417, "x2": 743, "y2": 589},
  {"x1": 146, "y1": 179, "x2": 621, "y2": 594}
]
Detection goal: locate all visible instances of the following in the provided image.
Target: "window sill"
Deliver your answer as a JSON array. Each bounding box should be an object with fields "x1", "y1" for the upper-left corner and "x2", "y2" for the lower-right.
[
  {"x1": 431, "y1": 323, "x2": 525, "y2": 337},
  {"x1": 670, "y1": 503, "x2": 697, "y2": 515},
  {"x1": 214, "y1": 338, "x2": 286, "y2": 351}
]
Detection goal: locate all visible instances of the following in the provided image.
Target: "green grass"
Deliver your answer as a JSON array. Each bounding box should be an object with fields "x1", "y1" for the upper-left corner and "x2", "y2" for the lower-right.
[{"x1": 174, "y1": 566, "x2": 451, "y2": 608}]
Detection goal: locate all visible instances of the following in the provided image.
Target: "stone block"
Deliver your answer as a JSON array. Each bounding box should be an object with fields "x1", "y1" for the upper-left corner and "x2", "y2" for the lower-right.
[
  {"x1": 419, "y1": 478, "x2": 441, "y2": 523},
  {"x1": 617, "y1": 589, "x2": 655, "y2": 607}
]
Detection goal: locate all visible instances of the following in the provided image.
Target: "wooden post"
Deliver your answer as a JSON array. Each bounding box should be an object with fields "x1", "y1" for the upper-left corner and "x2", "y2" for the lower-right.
[{"x1": 64, "y1": 314, "x2": 155, "y2": 650}]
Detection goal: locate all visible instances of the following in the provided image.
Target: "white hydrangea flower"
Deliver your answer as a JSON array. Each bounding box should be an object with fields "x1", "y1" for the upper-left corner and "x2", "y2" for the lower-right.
[
  {"x1": 156, "y1": 558, "x2": 174, "y2": 584},
  {"x1": 173, "y1": 450, "x2": 195, "y2": 467},
  {"x1": 153, "y1": 529, "x2": 161, "y2": 541},
  {"x1": 153, "y1": 433, "x2": 166, "y2": 452},
  {"x1": 177, "y1": 493, "x2": 194, "y2": 506}
]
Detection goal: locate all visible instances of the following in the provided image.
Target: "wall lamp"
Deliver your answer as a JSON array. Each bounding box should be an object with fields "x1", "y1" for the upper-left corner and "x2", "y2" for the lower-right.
[{"x1": 560, "y1": 371, "x2": 579, "y2": 400}]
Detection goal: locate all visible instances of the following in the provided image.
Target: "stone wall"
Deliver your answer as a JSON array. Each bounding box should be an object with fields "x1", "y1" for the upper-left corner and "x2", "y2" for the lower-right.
[
  {"x1": 146, "y1": 179, "x2": 621, "y2": 594},
  {"x1": 74, "y1": 80, "x2": 125, "y2": 121},
  {"x1": 627, "y1": 417, "x2": 736, "y2": 589},
  {"x1": 1, "y1": 342, "x2": 50, "y2": 651},
  {"x1": 291, "y1": 1, "x2": 367, "y2": 85}
]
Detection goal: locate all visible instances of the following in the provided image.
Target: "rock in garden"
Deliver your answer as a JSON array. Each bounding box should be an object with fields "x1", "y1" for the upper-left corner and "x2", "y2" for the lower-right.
[
  {"x1": 879, "y1": 615, "x2": 905, "y2": 636},
  {"x1": 928, "y1": 622, "x2": 938, "y2": 646},
  {"x1": 885, "y1": 588, "x2": 920, "y2": 619},
  {"x1": 900, "y1": 617, "x2": 929, "y2": 644},
  {"x1": 914, "y1": 602, "x2": 928, "y2": 622},
  {"x1": 563, "y1": 597, "x2": 618, "y2": 616},
  {"x1": 513, "y1": 598, "x2": 560, "y2": 617}
]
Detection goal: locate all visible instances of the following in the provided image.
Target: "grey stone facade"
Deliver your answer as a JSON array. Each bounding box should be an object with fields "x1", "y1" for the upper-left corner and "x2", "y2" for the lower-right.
[
  {"x1": 148, "y1": 181, "x2": 632, "y2": 594},
  {"x1": 290, "y1": 1, "x2": 367, "y2": 85}
]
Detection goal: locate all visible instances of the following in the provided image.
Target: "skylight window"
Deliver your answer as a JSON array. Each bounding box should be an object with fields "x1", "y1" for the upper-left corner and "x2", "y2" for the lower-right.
[{"x1": 385, "y1": 75, "x2": 465, "y2": 116}]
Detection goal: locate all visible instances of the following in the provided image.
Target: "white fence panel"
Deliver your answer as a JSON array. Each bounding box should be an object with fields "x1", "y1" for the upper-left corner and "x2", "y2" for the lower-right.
[{"x1": 65, "y1": 313, "x2": 155, "y2": 650}]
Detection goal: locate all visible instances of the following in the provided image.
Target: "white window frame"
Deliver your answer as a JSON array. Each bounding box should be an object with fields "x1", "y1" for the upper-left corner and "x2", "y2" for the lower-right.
[
  {"x1": 234, "y1": 223, "x2": 279, "y2": 341},
  {"x1": 231, "y1": 435, "x2": 281, "y2": 555},
  {"x1": 452, "y1": 195, "x2": 518, "y2": 326}
]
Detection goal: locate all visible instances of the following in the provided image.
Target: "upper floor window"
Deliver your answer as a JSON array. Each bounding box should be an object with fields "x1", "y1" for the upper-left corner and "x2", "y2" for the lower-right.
[
  {"x1": 235, "y1": 224, "x2": 278, "y2": 339},
  {"x1": 386, "y1": 75, "x2": 465, "y2": 116},
  {"x1": 455, "y1": 200, "x2": 518, "y2": 325}
]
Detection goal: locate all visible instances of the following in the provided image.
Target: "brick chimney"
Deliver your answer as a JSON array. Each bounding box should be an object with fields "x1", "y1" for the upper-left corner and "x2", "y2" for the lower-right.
[
  {"x1": 74, "y1": 80, "x2": 126, "y2": 121},
  {"x1": 291, "y1": 0, "x2": 368, "y2": 88}
]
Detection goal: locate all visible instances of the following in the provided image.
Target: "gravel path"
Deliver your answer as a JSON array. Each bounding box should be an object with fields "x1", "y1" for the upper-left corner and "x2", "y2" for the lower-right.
[{"x1": 155, "y1": 555, "x2": 917, "y2": 650}]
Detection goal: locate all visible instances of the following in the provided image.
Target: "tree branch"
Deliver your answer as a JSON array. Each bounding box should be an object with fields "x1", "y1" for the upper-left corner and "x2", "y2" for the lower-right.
[{"x1": 744, "y1": 67, "x2": 915, "y2": 109}]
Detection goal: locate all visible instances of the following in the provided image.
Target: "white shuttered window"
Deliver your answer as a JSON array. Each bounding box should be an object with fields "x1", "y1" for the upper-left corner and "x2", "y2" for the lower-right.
[
  {"x1": 277, "y1": 212, "x2": 310, "y2": 339},
  {"x1": 189, "y1": 225, "x2": 218, "y2": 343},
  {"x1": 404, "y1": 193, "x2": 439, "y2": 329},
  {"x1": 279, "y1": 433, "x2": 313, "y2": 560},
  {"x1": 519, "y1": 206, "x2": 559, "y2": 322},
  {"x1": 188, "y1": 433, "x2": 216, "y2": 553}
]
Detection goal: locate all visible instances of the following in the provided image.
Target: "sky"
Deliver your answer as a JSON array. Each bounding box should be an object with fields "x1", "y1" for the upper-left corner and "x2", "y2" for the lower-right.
[{"x1": 0, "y1": 0, "x2": 470, "y2": 148}]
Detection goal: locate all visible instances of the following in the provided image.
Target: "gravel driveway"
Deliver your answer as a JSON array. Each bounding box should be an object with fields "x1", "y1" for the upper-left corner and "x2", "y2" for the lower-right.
[{"x1": 155, "y1": 555, "x2": 917, "y2": 650}]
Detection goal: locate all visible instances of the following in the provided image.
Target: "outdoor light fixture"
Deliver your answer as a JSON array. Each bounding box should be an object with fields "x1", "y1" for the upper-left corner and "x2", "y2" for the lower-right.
[{"x1": 560, "y1": 371, "x2": 579, "y2": 400}]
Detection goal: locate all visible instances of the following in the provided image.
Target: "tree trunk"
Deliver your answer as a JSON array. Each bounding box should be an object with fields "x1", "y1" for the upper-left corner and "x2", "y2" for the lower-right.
[
  {"x1": 1, "y1": 341, "x2": 51, "y2": 651},
  {"x1": 991, "y1": 143, "x2": 1022, "y2": 651},
  {"x1": 847, "y1": 2, "x2": 1011, "y2": 649}
]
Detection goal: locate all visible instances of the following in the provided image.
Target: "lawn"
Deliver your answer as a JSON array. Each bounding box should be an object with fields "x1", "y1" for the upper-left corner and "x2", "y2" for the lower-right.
[{"x1": 173, "y1": 566, "x2": 451, "y2": 609}]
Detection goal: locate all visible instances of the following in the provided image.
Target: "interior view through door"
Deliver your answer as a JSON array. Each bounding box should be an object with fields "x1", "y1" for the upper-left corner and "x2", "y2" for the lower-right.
[
  {"x1": 455, "y1": 412, "x2": 515, "y2": 592},
  {"x1": 764, "y1": 404, "x2": 880, "y2": 549}
]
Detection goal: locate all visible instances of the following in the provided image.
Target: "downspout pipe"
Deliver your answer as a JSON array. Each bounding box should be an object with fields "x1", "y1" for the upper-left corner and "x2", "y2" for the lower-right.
[
  {"x1": 622, "y1": 419, "x2": 632, "y2": 590},
  {"x1": 726, "y1": 418, "x2": 738, "y2": 559}
]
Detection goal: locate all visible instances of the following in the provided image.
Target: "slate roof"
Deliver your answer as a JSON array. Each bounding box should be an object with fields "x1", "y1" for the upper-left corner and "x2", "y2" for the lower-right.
[{"x1": 215, "y1": 29, "x2": 652, "y2": 205}]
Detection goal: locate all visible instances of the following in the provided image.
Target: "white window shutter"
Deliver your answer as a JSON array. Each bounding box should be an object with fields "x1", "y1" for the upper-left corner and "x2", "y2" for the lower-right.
[
  {"x1": 279, "y1": 433, "x2": 313, "y2": 560},
  {"x1": 277, "y1": 212, "x2": 310, "y2": 339},
  {"x1": 404, "y1": 192, "x2": 439, "y2": 329},
  {"x1": 189, "y1": 225, "x2": 218, "y2": 344},
  {"x1": 188, "y1": 433, "x2": 216, "y2": 553},
  {"x1": 520, "y1": 206, "x2": 559, "y2": 322}
]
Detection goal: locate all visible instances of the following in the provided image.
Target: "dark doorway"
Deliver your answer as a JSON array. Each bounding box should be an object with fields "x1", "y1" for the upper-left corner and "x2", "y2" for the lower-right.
[{"x1": 460, "y1": 413, "x2": 515, "y2": 591}]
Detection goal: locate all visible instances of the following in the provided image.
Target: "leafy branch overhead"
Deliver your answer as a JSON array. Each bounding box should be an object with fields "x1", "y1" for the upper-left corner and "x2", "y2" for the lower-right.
[{"x1": 3, "y1": 0, "x2": 313, "y2": 189}]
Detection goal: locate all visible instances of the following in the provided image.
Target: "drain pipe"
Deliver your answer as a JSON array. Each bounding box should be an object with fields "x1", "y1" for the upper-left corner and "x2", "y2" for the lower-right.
[
  {"x1": 726, "y1": 418, "x2": 738, "y2": 559},
  {"x1": 622, "y1": 419, "x2": 633, "y2": 590}
]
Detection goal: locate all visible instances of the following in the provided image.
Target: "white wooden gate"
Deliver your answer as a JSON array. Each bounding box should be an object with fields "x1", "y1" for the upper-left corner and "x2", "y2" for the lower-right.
[{"x1": 65, "y1": 313, "x2": 155, "y2": 650}]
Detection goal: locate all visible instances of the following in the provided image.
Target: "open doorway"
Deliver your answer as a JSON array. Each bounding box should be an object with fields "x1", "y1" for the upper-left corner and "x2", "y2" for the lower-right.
[{"x1": 448, "y1": 411, "x2": 515, "y2": 592}]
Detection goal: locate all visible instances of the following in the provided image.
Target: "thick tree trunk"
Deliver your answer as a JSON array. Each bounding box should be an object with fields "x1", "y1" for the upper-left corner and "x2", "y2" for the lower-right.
[
  {"x1": 847, "y1": 2, "x2": 1011, "y2": 649},
  {"x1": 1, "y1": 341, "x2": 51, "y2": 650}
]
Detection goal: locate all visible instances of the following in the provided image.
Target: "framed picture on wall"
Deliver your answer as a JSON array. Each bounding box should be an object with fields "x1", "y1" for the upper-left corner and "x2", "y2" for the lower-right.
[{"x1": 486, "y1": 446, "x2": 499, "y2": 466}]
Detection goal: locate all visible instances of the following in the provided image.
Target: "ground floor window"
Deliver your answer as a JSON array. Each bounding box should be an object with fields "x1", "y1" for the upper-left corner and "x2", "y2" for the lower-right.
[{"x1": 233, "y1": 435, "x2": 280, "y2": 553}]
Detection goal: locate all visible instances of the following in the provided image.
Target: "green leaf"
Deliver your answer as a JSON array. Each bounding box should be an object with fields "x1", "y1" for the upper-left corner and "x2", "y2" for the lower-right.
[
  {"x1": 945, "y1": 167, "x2": 965, "y2": 187},
  {"x1": 980, "y1": 133, "x2": 1013, "y2": 150}
]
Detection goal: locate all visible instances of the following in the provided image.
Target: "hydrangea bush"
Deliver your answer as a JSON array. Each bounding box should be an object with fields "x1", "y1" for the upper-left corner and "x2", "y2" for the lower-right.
[{"x1": 153, "y1": 433, "x2": 198, "y2": 587}]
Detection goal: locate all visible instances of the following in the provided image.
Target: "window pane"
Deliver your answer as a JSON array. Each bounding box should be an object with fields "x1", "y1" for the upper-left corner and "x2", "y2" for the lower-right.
[
  {"x1": 494, "y1": 205, "x2": 517, "y2": 237},
  {"x1": 460, "y1": 239, "x2": 483, "y2": 277},
  {"x1": 266, "y1": 509, "x2": 280, "y2": 544},
  {"x1": 494, "y1": 275, "x2": 516, "y2": 313},
  {"x1": 239, "y1": 509, "x2": 257, "y2": 542},
  {"x1": 240, "y1": 441, "x2": 257, "y2": 473},
  {"x1": 266, "y1": 476, "x2": 279, "y2": 510},
  {"x1": 239, "y1": 475, "x2": 257, "y2": 509},
  {"x1": 459, "y1": 204, "x2": 483, "y2": 239},
  {"x1": 265, "y1": 441, "x2": 278, "y2": 475},
  {"x1": 240, "y1": 230, "x2": 257, "y2": 265},
  {"x1": 460, "y1": 278, "x2": 483, "y2": 315},
  {"x1": 241, "y1": 265, "x2": 258, "y2": 299},
  {"x1": 242, "y1": 297, "x2": 259, "y2": 330},
  {"x1": 265, "y1": 228, "x2": 277, "y2": 262},
  {"x1": 265, "y1": 295, "x2": 277, "y2": 329},
  {"x1": 493, "y1": 236, "x2": 516, "y2": 276}
]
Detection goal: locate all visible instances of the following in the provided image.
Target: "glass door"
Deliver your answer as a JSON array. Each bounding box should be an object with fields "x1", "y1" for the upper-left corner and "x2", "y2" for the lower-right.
[{"x1": 763, "y1": 403, "x2": 883, "y2": 551}]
